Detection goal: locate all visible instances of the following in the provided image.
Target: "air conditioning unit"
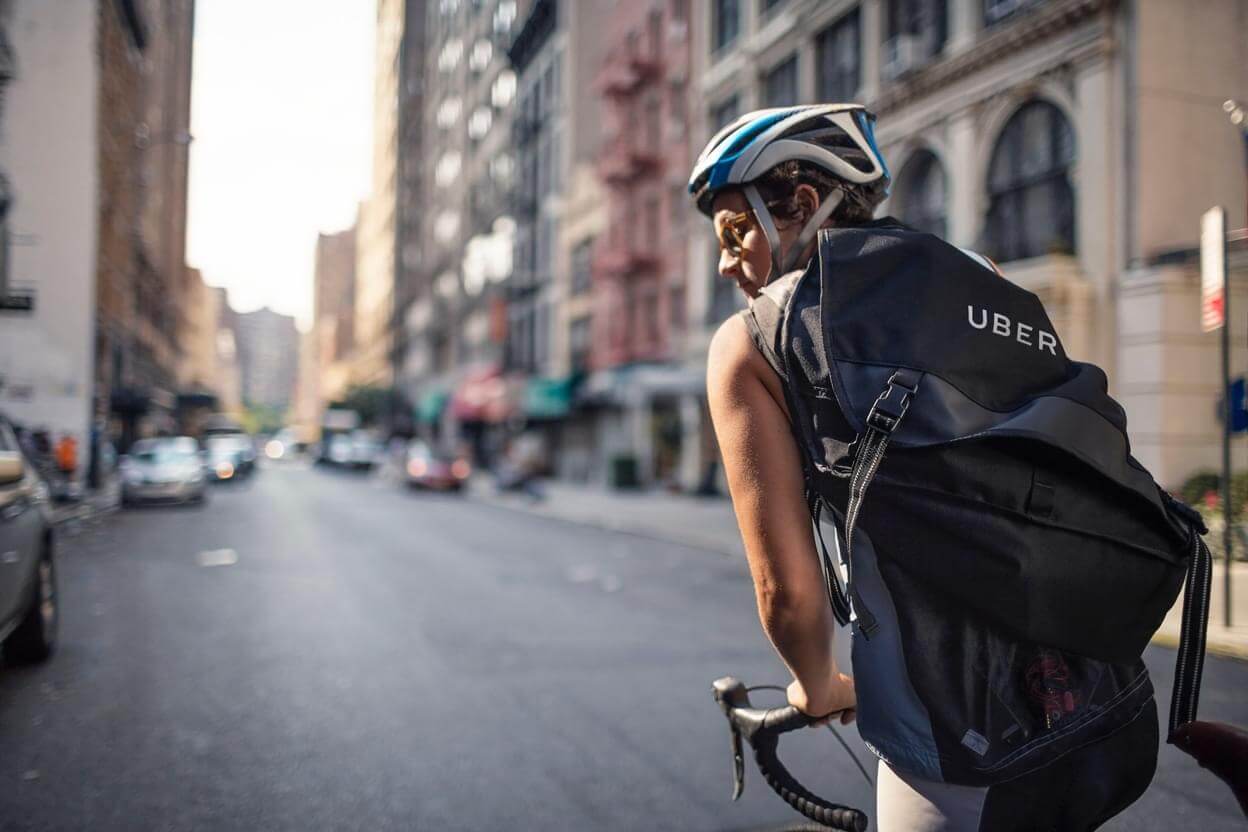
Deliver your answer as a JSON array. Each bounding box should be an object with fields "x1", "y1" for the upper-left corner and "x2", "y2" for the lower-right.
[{"x1": 882, "y1": 34, "x2": 921, "y2": 81}]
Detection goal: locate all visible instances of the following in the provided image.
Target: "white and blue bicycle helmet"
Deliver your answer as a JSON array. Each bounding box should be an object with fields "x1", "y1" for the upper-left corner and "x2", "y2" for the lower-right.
[{"x1": 689, "y1": 104, "x2": 890, "y2": 276}]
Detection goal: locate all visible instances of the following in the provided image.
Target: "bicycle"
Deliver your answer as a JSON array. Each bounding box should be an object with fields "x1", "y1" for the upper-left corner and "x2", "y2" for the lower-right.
[{"x1": 713, "y1": 676, "x2": 871, "y2": 832}]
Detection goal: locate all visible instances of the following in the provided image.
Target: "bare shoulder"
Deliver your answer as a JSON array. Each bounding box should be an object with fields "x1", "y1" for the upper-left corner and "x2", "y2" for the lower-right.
[
  {"x1": 707, "y1": 314, "x2": 757, "y2": 380},
  {"x1": 706, "y1": 313, "x2": 789, "y2": 417}
]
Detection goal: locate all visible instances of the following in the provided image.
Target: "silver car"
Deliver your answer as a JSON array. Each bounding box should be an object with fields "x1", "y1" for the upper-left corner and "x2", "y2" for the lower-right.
[
  {"x1": 121, "y1": 437, "x2": 208, "y2": 506},
  {"x1": 0, "y1": 415, "x2": 57, "y2": 664}
]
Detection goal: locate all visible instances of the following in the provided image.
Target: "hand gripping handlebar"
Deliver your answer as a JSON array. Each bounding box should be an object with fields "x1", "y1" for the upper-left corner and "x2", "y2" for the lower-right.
[{"x1": 713, "y1": 677, "x2": 869, "y2": 832}]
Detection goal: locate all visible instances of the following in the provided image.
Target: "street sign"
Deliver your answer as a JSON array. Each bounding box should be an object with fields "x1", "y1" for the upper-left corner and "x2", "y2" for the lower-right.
[{"x1": 1201, "y1": 206, "x2": 1227, "y2": 332}]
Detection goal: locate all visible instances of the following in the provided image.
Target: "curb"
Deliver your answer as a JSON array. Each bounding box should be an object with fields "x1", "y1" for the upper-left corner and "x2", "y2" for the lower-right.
[
  {"x1": 51, "y1": 494, "x2": 120, "y2": 527},
  {"x1": 1150, "y1": 628, "x2": 1248, "y2": 662},
  {"x1": 465, "y1": 490, "x2": 743, "y2": 557}
]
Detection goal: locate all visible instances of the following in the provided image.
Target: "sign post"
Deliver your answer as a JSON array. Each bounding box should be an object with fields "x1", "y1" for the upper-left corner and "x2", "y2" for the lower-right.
[{"x1": 1202, "y1": 205, "x2": 1231, "y2": 628}]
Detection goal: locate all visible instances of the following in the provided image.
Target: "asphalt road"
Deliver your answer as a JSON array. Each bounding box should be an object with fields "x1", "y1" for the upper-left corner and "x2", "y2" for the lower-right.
[{"x1": 1, "y1": 463, "x2": 1245, "y2": 831}]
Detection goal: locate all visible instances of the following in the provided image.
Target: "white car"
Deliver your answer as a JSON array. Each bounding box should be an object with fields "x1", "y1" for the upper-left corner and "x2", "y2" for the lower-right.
[{"x1": 121, "y1": 437, "x2": 208, "y2": 506}]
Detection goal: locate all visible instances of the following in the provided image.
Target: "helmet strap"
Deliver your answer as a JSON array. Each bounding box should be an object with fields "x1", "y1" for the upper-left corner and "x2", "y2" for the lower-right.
[
  {"x1": 783, "y1": 187, "x2": 843, "y2": 273},
  {"x1": 744, "y1": 184, "x2": 785, "y2": 282}
]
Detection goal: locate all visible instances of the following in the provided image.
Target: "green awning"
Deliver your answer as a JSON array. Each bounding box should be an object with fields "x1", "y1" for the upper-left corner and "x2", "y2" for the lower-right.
[
  {"x1": 523, "y1": 375, "x2": 578, "y2": 420},
  {"x1": 416, "y1": 388, "x2": 451, "y2": 424}
]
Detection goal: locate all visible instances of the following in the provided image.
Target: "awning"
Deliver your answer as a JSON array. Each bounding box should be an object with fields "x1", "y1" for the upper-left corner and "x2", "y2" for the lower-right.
[
  {"x1": 451, "y1": 366, "x2": 511, "y2": 423},
  {"x1": 523, "y1": 374, "x2": 579, "y2": 420},
  {"x1": 577, "y1": 364, "x2": 704, "y2": 407},
  {"x1": 415, "y1": 388, "x2": 451, "y2": 424}
]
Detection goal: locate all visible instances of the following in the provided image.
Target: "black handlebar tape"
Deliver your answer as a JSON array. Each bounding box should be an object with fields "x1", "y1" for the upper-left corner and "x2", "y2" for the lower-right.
[
  {"x1": 753, "y1": 736, "x2": 869, "y2": 831},
  {"x1": 750, "y1": 706, "x2": 869, "y2": 832}
]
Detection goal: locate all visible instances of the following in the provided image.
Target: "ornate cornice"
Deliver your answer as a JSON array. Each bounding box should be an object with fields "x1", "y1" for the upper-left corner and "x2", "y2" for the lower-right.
[{"x1": 874, "y1": 0, "x2": 1118, "y2": 116}]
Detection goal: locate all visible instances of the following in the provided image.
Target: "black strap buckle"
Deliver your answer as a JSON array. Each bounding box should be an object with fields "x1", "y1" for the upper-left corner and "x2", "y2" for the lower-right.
[{"x1": 865, "y1": 371, "x2": 919, "y2": 435}]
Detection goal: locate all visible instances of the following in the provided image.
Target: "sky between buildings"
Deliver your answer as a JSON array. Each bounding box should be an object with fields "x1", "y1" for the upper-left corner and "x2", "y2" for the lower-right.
[{"x1": 186, "y1": 1, "x2": 376, "y2": 331}]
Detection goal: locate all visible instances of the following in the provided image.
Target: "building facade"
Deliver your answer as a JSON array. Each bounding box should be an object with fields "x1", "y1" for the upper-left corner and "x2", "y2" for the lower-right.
[
  {"x1": 405, "y1": 0, "x2": 519, "y2": 452},
  {"x1": 233, "y1": 307, "x2": 299, "y2": 413},
  {"x1": 0, "y1": 1, "x2": 100, "y2": 474},
  {"x1": 94, "y1": 0, "x2": 195, "y2": 451},
  {"x1": 579, "y1": 0, "x2": 700, "y2": 488},
  {"x1": 682, "y1": 0, "x2": 1248, "y2": 491},
  {"x1": 502, "y1": 0, "x2": 612, "y2": 472},
  {"x1": 353, "y1": 0, "x2": 405, "y2": 389},
  {"x1": 312, "y1": 222, "x2": 358, "y2": 413}
]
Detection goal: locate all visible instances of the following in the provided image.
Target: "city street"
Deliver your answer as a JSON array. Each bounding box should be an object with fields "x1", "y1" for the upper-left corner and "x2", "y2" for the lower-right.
[{"x1": 0, "y1": 464, "x2": 1245, "y2": 831}]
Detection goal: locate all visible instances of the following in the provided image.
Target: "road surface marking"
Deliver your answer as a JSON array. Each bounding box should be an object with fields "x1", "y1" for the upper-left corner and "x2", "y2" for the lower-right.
[{"x1": 197, "y1": 548, "x2": 238, "y2": 568}]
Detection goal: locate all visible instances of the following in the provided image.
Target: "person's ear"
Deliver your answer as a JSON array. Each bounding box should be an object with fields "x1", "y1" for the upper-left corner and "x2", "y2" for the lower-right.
[{"x1": 794, "y1": 184, "x2": 820, "y2": 225}]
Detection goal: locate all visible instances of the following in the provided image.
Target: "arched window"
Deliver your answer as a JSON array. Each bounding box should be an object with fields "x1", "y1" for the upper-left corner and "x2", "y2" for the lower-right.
[
  {"x1": 894, "y1": 149, "x2": 947, "y2": 238},
  {"x1": 985, "y1": 100, "x2": 1076, "y2": 262}
]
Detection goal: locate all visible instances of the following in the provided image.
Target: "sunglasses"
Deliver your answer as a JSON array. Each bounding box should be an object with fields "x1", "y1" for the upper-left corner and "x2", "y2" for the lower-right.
[
  {"x1": 715, "y1": 201, "x2": 787, "y2": 257},
  {"x1": 716, "y1": 209, "x2": 755, "y2": 257}
]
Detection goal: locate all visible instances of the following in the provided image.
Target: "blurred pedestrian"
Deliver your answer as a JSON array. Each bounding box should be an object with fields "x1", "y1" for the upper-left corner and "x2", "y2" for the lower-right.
[{"x1": 55, "y1": 433, "x2": 78, "y2": 476}]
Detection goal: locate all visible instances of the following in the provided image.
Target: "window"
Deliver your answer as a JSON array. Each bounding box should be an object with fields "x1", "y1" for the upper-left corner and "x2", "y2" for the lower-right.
[
  {"x1": 984, "y1": 0, "x2": 1045, "y2": 26},
  {"x1": 468, "y1": 106, "x2": 493, "y2": 140},
  {"x1": 436, "y1": 97, "x2": 462, "y2": 129},
  {"x1": 710, "y1": 94, "x2": 740, "y2": 134},
  {"x1": 816, "y1": 9, "x2": 860, "y2": 102},
  {"x1": 492, "y1": 70, "x2": 516, "y2": 108},
  {"x1": 708, "y1": 240, "x2": 745, "y2": 323},
  {"x1": 469, "y1": 39, "x2": 493, "y2": 73},
  {"x1": 894, "y1": 149, "x2": 947, "y2": 238},
  {"x1": 646, "y1": 194, "x2": 661, "y2": 252},
  {"x1": 646, "y1": 93, "x2": 662, "y2": 149},
  {"x1": 763, "y1": 55, "x2": 799, "y2": 108},
  {"x1": 712, "y1": 0, "x2": 740, "y2": 53},
  {"x1": 570, "y1": 316, "x2": 591, "y2": 372},
  {"x1": 0, "y1": 174, "x2": 9, "y2": 302},
  {"x1": 495, "y1": 0, "x2": 517, "y2": 31},
  {"x1": 984, "y1": 101, "x2": 1076, "y2": 262},
  {"x1": 438, "y1": 38, "x2": 463, "y2": 73},
  {"x1": 669, "y1": 286, "x2": 685, "y2": 332},
  {"x1": 435, "y1": 152, "x2": 462, "y2": 187},
  {"x1": 435, "y1": 212, "x2": 461, "y2": 244},
  {"x1": 572, "y1": 240, "x2": 593, "y2": 295},
  {"x1": 885, "y1": 0, "x2": 947, "y2": 58}
]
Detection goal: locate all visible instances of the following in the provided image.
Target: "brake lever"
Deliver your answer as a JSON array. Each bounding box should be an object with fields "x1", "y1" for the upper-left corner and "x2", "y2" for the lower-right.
[
  {"x1": 713, "y1": 677, "x2": 752, "y2": 801},
  {"x1": 729, "y1": 721, "x2": 745, "y2": 800}
]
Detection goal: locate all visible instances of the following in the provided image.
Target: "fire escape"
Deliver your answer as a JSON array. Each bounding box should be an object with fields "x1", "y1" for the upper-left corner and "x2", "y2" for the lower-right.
[{"x1": 593, "y1": 32, "x2": 665, "y2": 370}]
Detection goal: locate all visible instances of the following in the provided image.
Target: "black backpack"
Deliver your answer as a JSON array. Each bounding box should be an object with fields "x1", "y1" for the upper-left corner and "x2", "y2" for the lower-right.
[{"x1": 743, "y1": 219, "x2": 1212, "y2": 785}]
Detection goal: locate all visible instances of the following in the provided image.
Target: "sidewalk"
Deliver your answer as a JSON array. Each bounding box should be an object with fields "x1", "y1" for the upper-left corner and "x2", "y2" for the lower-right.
[
  {"x1": 466, "y1": 476, "x2": 746, "y2": 557},
  {"x1": 50, "y1": 479, "x2": 121, "y2": 527},
  {"x1": 468, "y1": 477, "x2": 1248, "y2": 660},
  {"x1": 1153, "y1": 561, "x2": 1248, "y2": 660}
]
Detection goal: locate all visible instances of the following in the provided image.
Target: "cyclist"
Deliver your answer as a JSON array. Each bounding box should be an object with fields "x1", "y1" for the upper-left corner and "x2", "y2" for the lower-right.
[{"x1": 691, "y1": 104, "x2": 1157, "y2": 830}]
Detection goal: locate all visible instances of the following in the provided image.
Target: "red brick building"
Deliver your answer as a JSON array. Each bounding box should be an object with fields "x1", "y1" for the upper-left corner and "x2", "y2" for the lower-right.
[{"x1": 592, "y1": 0, "x2": 692, "y2": 371}]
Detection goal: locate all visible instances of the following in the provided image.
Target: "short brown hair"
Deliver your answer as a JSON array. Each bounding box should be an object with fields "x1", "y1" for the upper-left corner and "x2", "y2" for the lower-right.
[{"x1": 752, "y1": 159, "x2": 880, "y2": 226}]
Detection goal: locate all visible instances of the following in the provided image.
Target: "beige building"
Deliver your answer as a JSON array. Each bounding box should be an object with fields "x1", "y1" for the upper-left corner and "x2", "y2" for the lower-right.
[
  {"x1": 353, "y1": 0, "x2": 406, "y2": 389},
  {"x1": 683, "y1": 0, "x2": 1248, "y2": 491},
  {"x1": 0, "y1": 1, "x2": 99, "y2": 467},
  {"x1": 179, "y1": 267, "x2": 217, "y2": 394},
  {"x1": 312, "y1": 222, "x2": 358, "y2": 412}
]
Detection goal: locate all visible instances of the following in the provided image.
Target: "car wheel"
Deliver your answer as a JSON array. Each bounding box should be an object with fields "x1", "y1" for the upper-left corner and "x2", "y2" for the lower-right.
[{"x1": 3, "y1": 550, "x2": 58, "y2": 664}]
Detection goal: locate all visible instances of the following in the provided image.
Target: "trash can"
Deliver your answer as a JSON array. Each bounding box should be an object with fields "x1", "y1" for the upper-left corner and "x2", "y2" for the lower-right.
[{"x1": 609, "y1": 454, "x2": 639, "y2": 490}]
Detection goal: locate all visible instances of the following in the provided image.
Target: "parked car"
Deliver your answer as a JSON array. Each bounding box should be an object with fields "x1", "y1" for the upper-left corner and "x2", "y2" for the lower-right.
[
  {"x1": 120, "y1": 437, "x2": 208, "y2": 505},
  {"x1": 203, "y1": 433, "x2": 256, "y2": 479},
  {"x1": 0, "y1": 414, "x2": 57, "y2": 664},
  {"x1": 404, "y1": 440, "x2": 471, "y2": 492},
  {"x1": 349, "y1": 431, "x2": 383, "y2": 469}
]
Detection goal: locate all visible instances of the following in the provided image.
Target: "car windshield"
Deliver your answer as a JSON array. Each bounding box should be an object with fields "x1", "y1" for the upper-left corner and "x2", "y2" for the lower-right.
[{"x1": 132, "y1": 442, "x2": 197, "y2": 465}]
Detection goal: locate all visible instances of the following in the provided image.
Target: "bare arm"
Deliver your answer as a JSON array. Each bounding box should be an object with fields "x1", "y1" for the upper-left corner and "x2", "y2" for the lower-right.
[{"x1": 707, "y1": 315, "x2": 855, "y2": 720}]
